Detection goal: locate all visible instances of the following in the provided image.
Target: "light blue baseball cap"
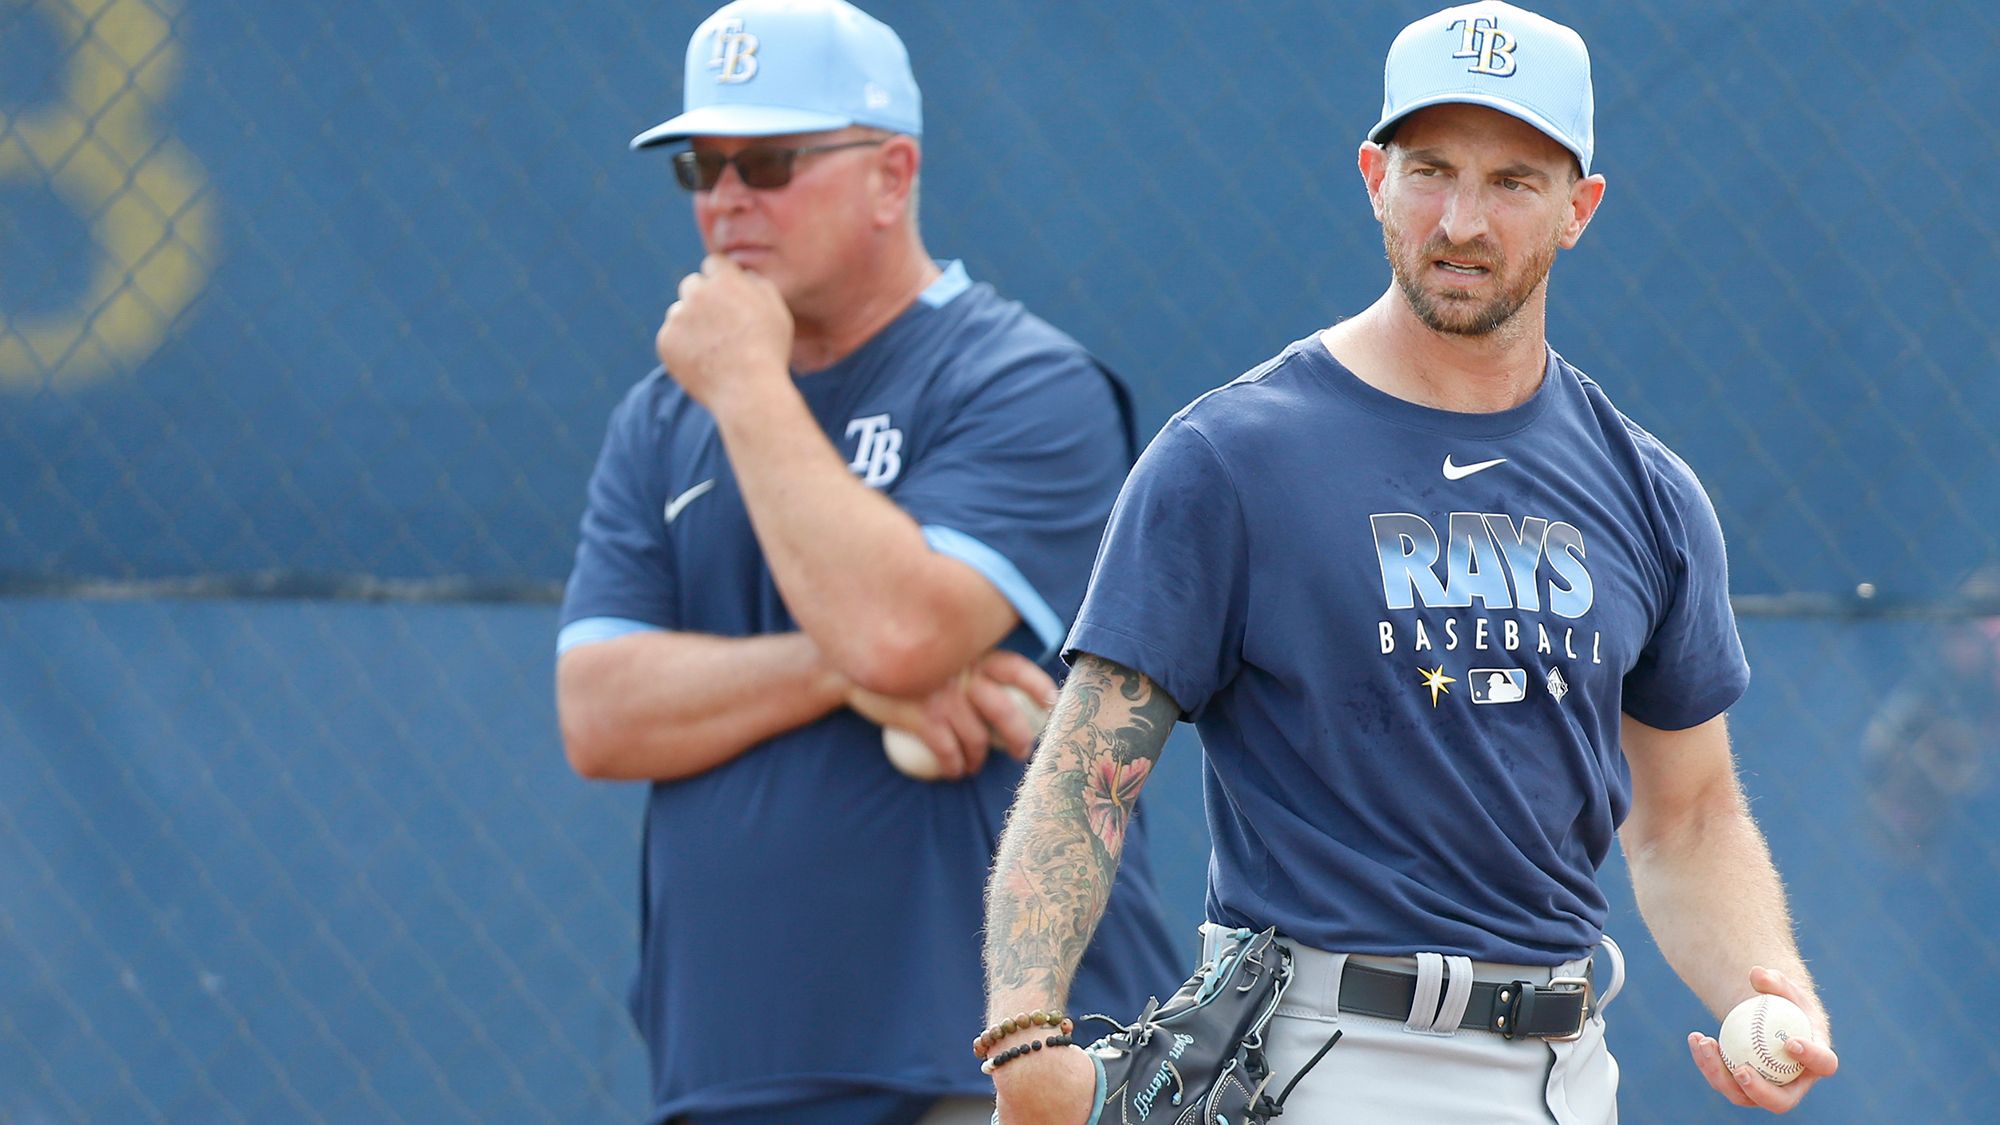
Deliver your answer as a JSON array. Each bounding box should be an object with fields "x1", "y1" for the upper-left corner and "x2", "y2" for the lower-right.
[
  {"x1": 1369, "y1": 1, "x2": 1594, "y2": 174},
  {"x1": 630, "y1": 0, "x2": 921, "y2": 150}
]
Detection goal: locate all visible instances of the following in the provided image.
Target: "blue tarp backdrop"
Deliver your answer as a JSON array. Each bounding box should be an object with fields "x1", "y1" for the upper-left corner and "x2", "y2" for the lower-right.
[{"x1": 3, "y1": 1, "x2": 1996, "y2": 1121}]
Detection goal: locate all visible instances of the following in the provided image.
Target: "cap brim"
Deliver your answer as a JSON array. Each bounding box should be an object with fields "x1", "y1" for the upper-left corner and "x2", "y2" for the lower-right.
[
  {"x1": 1368, "y1": 92, "x2": 1589, "y2": 173},
  {"x1": 629, "y1": 104, "x2": 854, "y2": 150}
]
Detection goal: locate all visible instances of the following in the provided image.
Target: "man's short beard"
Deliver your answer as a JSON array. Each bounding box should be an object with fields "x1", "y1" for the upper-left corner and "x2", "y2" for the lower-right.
[
  {"x1": 1396, "y1": 268, "x2": 1528, "y2": 336},
  {"x1": 1385, "y1": 222, "x2": 1559, "y2": 337}
]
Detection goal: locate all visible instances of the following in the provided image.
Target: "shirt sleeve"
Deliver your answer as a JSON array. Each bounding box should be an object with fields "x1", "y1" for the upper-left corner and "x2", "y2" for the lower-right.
[
  {"x1": 1064, "y1": 415, "x2": 1249, "y2": 719},
  {"x1": 1621, "y1": 449, "x2": 1751, "y2": 729},
  {"x1": 888, "y1": 348, "x2": 1132, "y2": 660},
  {"x1": 559, "y1": 380, "x2": 679, "y2": 637}
]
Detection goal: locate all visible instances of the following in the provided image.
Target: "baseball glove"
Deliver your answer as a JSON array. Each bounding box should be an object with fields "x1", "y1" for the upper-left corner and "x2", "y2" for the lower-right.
[{"x1": 1077, "y1": 926, "x2": 1336, "y2": 1125}]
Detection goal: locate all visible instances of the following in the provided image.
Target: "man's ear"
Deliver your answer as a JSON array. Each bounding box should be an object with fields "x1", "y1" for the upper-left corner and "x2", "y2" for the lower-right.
[
  {"x1": 1359, "y1": 141, "x2": 1391, "y2": 222},
  {"x1": 874, "y1": 135, "x2": 921, "y2": 227},
  {"x1": 1560, "y1": 173, "x2": 1607, "y2": 249}
]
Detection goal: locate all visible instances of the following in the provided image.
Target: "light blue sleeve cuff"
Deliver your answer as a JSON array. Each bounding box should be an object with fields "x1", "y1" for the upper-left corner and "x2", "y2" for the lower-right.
[
  {"x1": 556, "y1": 616, "x2": 664, "y2": 654},
  {"x1": 921, "y1": 526, "x2": 1066, "y2": 662}
]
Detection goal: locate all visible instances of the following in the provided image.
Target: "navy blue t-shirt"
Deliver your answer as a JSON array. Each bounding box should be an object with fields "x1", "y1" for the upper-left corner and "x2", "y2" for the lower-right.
[
  {"x1": 1067, "y1": 335, "x2": 1750, "y2": 965},
  {"x1": 560, "y1": 264, "x2": 1180, "y2": 1123}
]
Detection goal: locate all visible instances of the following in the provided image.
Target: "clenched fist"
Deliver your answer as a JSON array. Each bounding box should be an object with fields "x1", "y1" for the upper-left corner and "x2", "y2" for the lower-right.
[{"x1": 656, "y1": 253, "x2": 794, "y2": 412}]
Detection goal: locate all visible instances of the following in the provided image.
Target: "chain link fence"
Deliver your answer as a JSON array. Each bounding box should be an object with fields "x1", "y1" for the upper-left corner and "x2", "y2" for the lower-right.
[{"x1": 3, "y1": 0, "x2": 1996, "y2": 1120}]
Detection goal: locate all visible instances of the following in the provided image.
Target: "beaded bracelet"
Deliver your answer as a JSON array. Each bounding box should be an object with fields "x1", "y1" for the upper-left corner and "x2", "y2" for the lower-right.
[
  {"x1": 980, "y1": 1034, "x2": 1075, "y2": 1074},
  {"x1": 972, "y1": 1011, "x2": 1072, "y2": 1060}
]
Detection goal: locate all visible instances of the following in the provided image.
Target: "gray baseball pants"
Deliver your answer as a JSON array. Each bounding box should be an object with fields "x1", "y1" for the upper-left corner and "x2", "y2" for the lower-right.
[{"x1": 1200, "y1": 923, "x2": 1626, "y2": 1124}]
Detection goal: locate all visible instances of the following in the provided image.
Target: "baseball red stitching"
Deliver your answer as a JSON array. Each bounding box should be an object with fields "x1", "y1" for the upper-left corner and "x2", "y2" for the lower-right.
[{"x1": 1749, "y1": 1002, "x2": 1802, "y2": 1080}]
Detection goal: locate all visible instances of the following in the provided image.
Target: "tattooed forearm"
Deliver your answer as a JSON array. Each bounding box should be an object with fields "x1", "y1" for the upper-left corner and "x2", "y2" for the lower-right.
[{"x1": 984, "y1": 654, "x2": 1179, "y2": 1012}]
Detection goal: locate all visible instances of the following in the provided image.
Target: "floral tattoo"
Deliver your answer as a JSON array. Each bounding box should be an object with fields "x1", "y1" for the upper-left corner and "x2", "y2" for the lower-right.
[{"x1": 984, "y1": 654, "x2": 1179, "y2": 1006}]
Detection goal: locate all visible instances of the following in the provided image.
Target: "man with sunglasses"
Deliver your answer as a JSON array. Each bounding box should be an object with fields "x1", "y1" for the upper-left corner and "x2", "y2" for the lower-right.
[
  {"x1": 982, "y1": 3, "x2": 1836, "y2": 1122},
  {"x1": 555, "y1": 2, "x2": 1180, "y2": 1123}
]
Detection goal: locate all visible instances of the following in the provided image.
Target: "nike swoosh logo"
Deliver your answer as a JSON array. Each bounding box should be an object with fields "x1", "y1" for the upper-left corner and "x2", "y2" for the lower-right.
[
  {"x1": 664, "y1": 479, "x2": 716, "y2": 523},
  {"x1": 1442, "y1": 455, "x2": 1507, "y2": 481}
]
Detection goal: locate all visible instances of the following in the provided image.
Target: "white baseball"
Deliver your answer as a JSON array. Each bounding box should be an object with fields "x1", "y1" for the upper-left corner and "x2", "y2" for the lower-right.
[
  {"x1": 1718, "y1": 994, "x2": 1811, "y2": 1086},
  {"x1": 882, "y1": 686, "x2": 1050, "y2": 781}
]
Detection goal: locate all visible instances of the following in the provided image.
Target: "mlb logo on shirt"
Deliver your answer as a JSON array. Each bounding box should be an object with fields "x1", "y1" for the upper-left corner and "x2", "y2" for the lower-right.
[{"x1": 1469, "y1": 668, "x2": 1528, "y2": 704}]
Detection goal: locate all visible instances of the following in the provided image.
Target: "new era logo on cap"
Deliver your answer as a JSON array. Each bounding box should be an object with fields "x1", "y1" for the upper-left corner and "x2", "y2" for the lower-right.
[
  {"x1": 1370, "y1": 1, "x2": 1595, "y2": 173},
  {"x1": 632, "y1": 0, "x2": 922, "y2": 150}
]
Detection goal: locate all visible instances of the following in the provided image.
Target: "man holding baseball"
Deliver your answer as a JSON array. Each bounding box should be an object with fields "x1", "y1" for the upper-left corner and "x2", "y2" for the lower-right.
[
  {"x1": 556, "y1": 1, "x2": 1179, "y2": 1121},
  {"x1": 981, "y1": 2, "x2": 1837, "y2": 1120}
]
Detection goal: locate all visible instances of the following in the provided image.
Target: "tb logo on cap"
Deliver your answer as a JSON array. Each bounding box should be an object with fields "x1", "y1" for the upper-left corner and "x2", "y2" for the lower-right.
[
  {"x1": 1450, "y1": 16, "x2": 1517, "y2": 77},
  {"x1": 708, "y1": 17, "x2": 759, "y2": 83}
]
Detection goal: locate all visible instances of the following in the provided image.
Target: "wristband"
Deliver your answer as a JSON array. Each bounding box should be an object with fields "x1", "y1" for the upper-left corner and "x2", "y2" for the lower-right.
[
  {"x1": 980, "y1": 1033, "x2": 1075, "y2": 1074},
  {"x1": 973, "y1": 1010, "x2": 1072, "y2": 1060}
]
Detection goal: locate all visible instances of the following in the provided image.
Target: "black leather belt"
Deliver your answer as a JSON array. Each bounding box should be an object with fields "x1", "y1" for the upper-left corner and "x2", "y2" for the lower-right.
[{"x1": 1337, "y1": 961, "x2": 1592, "y2": 1040}]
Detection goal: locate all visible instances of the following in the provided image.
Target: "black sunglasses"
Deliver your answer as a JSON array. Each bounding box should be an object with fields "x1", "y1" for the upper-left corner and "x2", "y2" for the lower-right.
[{"x1": 671, "y1": 138, "x2": 888, "y2": 192}]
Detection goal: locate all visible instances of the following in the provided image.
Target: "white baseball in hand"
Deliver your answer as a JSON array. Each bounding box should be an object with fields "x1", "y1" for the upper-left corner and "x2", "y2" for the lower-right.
[
  {"x1": 882, "y1": 686, "x2": 1050, "y2": 780},
  {"x1": 1718, "y1": 994, "x2": 1811, "y2": 1086}
]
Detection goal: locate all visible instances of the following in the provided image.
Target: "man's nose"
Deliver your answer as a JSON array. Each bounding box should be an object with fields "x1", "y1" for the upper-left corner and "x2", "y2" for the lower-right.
[
  {"x1": 702, "y1": 160, "x2": 755, "y2": 208},
  {"x1": 1437, "y1": 183, "x2": 1490, "y2": 246}
]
